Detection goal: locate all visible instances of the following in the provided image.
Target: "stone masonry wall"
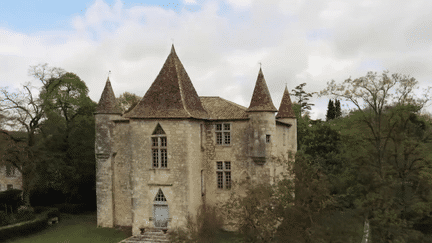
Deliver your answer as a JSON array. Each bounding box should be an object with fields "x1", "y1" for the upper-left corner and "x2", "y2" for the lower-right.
[
  {"x1": 113, "y1": 120, "x2": 132, "y2": 226},
  {"x1": 0, "y1": 165, "x2": 22, "y2": 192},
  {"x1": 129, "y1": 119, "x2": 203, "y2": 235},
  {"x1": 95, "y1": 113, "x2": 121, "y2": 228}
]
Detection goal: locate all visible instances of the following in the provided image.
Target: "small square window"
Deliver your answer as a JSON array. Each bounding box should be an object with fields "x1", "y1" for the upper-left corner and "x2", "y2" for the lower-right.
[
  {"x1": 215, "y1": 123, "x2": 231, "y2": 145},
  {"x1": 224, "y1": 124, "x2": 230, "y2": 131},
  {"x1": 216, "y1": 161, "x2": 231, "y2": 190},
  {"x1": 152, "y1": 137, "x2": 158, "y2": 147},
  {"x1": 217, "y1": 161, "x2": 223, "y2": 170},
  {"x1": 225, "y1": 162, "x2": 231, "y2": 170}
]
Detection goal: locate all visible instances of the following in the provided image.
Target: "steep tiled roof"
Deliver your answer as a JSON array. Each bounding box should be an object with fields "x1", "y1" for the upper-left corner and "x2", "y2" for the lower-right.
[
  {"x1": 247, "y1": 68, "x2": 277, "y2": 112},
  {"x1": 276, "y1": 86, "x2": 296, "y2": 118},
  {"x1": 95, "y1": 77, "x2": 121, "y2": 114},
  {"x1": 124, "y1": 45, "x2": 208, "y2": 119},
  {"x1": 200, "y1": 97, "x2": 249, "y2": 120}
]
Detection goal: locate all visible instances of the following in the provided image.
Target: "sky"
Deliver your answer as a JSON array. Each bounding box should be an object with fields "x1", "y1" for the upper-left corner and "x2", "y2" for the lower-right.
[{"x1": 1, "y1": 0, "x2": 432, "y2": 120}]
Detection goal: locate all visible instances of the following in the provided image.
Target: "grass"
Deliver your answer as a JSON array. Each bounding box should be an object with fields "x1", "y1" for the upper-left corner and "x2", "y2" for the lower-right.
[
  {"x1": 2, "y1": 210, "x2": 243, "y2": 243},
  {"x1": 3, "y1": 212, "x2": 130, "y2": 243}
]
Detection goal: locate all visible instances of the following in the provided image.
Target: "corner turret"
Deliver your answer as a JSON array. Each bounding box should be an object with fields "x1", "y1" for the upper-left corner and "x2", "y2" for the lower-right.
[
  {"x1": 247, "y1": 68, "x2": 277, "y2": 165},
  {"x1": 276, "y1": 85, "x2": 297, "y2": 152},
  {"x1": 95, "y1": 77, "x2": 121, "y2": 228}
]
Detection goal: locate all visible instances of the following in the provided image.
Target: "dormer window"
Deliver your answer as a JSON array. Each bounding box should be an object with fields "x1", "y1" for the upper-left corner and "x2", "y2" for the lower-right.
[
  {"x1": 215, "y1": 123, "x2": 231, "y2": 145},
  {"x1": 152, "y1": 123, "x2": 167, "y2": 168}
]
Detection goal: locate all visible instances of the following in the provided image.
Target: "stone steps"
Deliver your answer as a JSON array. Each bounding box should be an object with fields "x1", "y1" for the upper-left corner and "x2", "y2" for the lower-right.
[{"x1": 119, "y1": 229, "x2": 170, "y2": 243}]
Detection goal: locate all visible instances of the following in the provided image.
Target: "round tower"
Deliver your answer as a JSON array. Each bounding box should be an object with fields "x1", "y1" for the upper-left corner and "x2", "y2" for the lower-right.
[
  {"x1": 94, "y1": 77, "x2": 122, "y2": 228},
  {"x1": 276, "y1": 86, "x2": 297, "y2": 153},
  {"x1": 246, "y1": 68, "x2": 278, "y2": 166}
]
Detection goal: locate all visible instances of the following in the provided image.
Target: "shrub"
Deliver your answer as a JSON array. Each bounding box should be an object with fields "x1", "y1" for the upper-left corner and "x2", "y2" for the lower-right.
[
  {"x1": 0, "y1": 211, "x2": 9, "y2": 227},
  {"x1": 170, "y1": 204, "x2": 223, "y2": 243}
]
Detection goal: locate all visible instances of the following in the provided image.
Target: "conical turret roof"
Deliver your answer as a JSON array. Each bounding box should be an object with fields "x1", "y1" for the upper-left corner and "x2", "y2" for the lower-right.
[
  {"x1": 247, "y1": 68, "x2": 277, "y2": 112},
  {"x1": 276, "y1": 86, "x2": 296, "y2": 118},
  {"x1": 124, "y1": 45, "x2": 208, "y2": 119},
  {"x1": 95, "y1": 77, "x2": 121, "y2": 114}
]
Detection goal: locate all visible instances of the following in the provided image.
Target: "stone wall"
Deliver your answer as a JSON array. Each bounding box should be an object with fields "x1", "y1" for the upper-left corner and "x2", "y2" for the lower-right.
[
  {"x1": 0, "y1": 165, "x2": 22, "y2": 192},
  {"x1": 128, "y1": 119, "x2": 204, "y2": 235},
  {"x1": 95, "y1": 113, "x2": 121, "y2": 228},
  {"x1": 113, "y1": 120, "x2": 132, "y2": 227}
]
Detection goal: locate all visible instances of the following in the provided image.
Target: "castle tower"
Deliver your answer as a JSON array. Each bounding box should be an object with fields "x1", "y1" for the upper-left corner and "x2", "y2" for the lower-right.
[
  {"x1": 95, "y1": 77, "x2": 122, "y2": 228},
  {"x1": 246, "y1": 68, "x2": 278, "y2": 165},
  {"x1": 276, "y1": 86, "x2": 297, "y2": 152},
  {"x1": 123, "y1": 45, "x2": 208, "y2": 234}
]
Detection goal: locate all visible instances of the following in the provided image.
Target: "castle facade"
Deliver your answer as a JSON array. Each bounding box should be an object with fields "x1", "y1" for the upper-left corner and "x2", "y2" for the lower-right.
[{"x1": 95, "y1": 45, "x2": 297, "y2": 235}]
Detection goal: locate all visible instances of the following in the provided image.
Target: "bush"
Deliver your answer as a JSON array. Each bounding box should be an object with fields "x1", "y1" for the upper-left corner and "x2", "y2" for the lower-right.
[
  {"x1": 0, "y1": 207, "x2": 59, "y2": 241},
  {"x1": 170, "y1": 204, "x2": 223, "y2": 243},
  {"x1": 0, "y1": 211, "x2": 10, "y2": 227}
]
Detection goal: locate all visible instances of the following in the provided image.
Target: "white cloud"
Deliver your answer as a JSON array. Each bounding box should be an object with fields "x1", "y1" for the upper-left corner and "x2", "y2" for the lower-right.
[{"x1": 1, "y1": 0, "x2": 432, "y2": 121}]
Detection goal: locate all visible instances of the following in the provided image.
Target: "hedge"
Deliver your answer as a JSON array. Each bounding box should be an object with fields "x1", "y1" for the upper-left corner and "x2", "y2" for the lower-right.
[{"x1": 0, "y1": 207, "x2": 60, "y2": 241}]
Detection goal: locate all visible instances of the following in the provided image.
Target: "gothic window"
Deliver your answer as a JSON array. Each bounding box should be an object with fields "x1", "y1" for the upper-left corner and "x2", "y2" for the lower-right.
[
  {"x1": 152, "y1": 123, "x2": 167, "y2": 168},
  {"x1": 215, "y1": 123, "x2": 231, "y2": 145},
  {"x1": 154, "y1": 188, "x2": 167, "y2": 202},
  {"x1": 216, "y1": 161, "x2": 231, "y2": 189},
  {"x1": 6, "y1": 164, "x2": 15, "y2": 177}
]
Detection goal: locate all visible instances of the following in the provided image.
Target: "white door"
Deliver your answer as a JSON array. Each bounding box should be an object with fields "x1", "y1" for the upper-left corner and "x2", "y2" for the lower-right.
[{"x1": 153, "y1": 205, "x2": 169, "y2": 228}]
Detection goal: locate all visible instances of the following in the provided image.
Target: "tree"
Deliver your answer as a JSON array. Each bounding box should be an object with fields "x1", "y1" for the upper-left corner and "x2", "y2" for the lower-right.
[
  {"x1": 39, "y1": 71, "x2": 96, "y2": 204},
  {"x1": 0, "y1": 83, "x2": 46, "y2": 206},
  {"x1": 320, "y1": 70, "x2": 432, "y2": 242},
  {"x1": 116, "y1": 92, "x2": 141, "y2": 114},
  {"x1": 291, "y1": 83, "x2": 316, "y2": 118},
  {"x1": 334, "y1": 99, "x2": 342, "y2": 118},
  {"x1": 326, "y1": 99, "x2": 335, "y2": 121}
]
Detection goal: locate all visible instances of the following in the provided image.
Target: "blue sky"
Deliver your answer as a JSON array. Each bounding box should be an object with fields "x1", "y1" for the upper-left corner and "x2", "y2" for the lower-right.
[{"x1": 1, "y1": 0, "x2": 432, "y2": 120}]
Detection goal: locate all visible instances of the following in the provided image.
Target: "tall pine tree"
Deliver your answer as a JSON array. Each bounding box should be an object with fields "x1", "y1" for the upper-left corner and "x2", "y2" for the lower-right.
[
  {"x1": 326, "y1": 99, "x2": 335, "y2": 121},
  {"x1": 335, "y1": 99, "x2": 342, "y2": 118}
]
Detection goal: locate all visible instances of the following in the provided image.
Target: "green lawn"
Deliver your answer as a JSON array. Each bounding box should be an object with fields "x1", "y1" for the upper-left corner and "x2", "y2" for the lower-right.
[{"x1": 3, "y1": 212, "x2": 130, "y2": 243}]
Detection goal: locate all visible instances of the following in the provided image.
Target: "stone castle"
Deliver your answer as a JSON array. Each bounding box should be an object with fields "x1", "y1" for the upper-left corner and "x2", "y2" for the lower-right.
[{"x1": 94, "y1": 45, "x2": 297, "y2": 235}]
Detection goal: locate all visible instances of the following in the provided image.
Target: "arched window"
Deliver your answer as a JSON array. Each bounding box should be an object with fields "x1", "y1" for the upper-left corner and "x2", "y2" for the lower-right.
[{"x1": 152, "y1": 123, "x2": 167, "y2": 168}]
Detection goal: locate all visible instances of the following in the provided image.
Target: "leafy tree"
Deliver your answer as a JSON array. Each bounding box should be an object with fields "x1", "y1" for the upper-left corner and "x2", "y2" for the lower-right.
[
  {"x1": 320, "y1": 70, "x2": 432, "y2": 242},
  {"x1": 222, "y1": 181, "x2": 282, "y2": 243},
  {"x1": 291, "y1": 83, "x2": 316, "y2": 118},
  {"x1": 39, "y1": 71, "x2": 96, "y2": 204},
  {"x1": 326, "y1": 99, "x2": 335, "y2": 121},
  {"x1": 116, "y1": 92, "x2": 141, "y2": 113}
]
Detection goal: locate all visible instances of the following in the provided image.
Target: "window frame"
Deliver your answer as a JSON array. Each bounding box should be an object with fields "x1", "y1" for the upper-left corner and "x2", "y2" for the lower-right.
[
  {"x1": 151, "y1": 135, "x2": 168, "y2": 169},
  {"x1": 216, "y1": 161, "x2": 231, "y2": 190},
  {"x1": 215, "y1": 123, "x2": 231, "y2": 146}
]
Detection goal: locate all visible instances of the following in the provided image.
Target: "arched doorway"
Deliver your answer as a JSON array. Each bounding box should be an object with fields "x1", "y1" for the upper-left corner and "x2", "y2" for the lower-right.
[{"x1": 153, "y1": 188, "x2": 169, "y2": 228}]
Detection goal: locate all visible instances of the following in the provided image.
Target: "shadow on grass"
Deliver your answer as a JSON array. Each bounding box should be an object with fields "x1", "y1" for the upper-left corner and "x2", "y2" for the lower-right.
[{"x1": 2, "y1": 212, "x2": 130, "y2": 243}]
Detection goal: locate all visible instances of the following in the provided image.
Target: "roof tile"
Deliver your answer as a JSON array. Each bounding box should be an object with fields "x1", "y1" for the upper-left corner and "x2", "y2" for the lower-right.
[
  {"x1": 124, "y1": 45, "x2": 208, "y2": 119},
  {"x1": 95, "y1": 78, "x2": 121, "y2": 114},
  {"x1": 247, "y1": 68, "x2": 277, "y2": 112},
  {"x1": 276, "y1": 86, "x2": 296, "y2": 118}
]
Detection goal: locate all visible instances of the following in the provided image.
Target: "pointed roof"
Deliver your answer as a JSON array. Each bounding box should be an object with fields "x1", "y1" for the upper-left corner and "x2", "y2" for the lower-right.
[
  {"x1": 247, "y1": 68, "x2": 277, "y2": 112},
  {"x1": 276, "y1": 86, "x2": 296, "y2": 118},
  {"x1": 124, "y1": 45, "x2": 208, "y2": 119},
  {"x1": 95, "y1": 77, "x2": 121, "y2": 114}
]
